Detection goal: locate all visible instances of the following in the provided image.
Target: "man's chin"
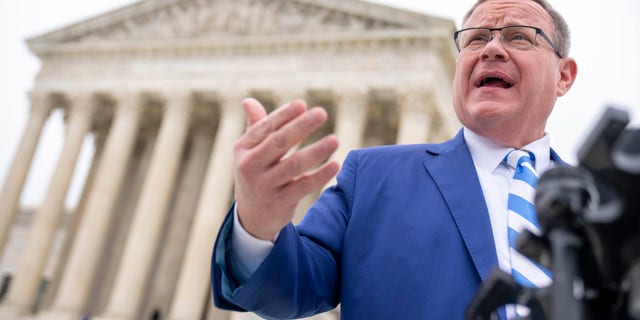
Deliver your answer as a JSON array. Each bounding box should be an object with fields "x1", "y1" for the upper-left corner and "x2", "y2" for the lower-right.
[
  {"x1": 465, "y1": 100, "x2": 514, "y2": 117},
  {"x1": 469, "y1": 87, "x2": 516, "y2": 103}
]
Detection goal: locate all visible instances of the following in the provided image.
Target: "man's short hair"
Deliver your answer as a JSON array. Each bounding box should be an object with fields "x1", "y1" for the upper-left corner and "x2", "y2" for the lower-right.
[{"x1": 462, "y1": 0, "x2": 571, "y2": 57}]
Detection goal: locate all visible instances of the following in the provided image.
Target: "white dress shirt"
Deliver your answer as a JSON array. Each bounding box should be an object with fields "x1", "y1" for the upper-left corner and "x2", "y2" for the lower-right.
[
  {"x1": 463, "y1": 128, "x2": 552, "y2": 276},
  {"x1": 229, "y1": 206, "x2": 275, "y2": 283},
  {"x1": 463, "y1": 128, "x2": 553, "y2": 319}
]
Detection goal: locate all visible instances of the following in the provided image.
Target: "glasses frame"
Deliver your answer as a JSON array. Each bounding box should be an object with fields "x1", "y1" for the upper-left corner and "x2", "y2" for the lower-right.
[{"x1": 453, "y1": 25, "x2": 563, "y2": 58}]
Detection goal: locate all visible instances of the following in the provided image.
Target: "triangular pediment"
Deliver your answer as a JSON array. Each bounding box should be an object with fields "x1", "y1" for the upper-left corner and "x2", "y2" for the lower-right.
[{"x1": 28, "y1": 0, "x2": 454, "y2": 45}]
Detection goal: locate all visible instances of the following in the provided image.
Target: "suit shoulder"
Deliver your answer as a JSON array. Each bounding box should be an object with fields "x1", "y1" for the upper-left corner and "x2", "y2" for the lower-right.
[
  {"x1": 344, "y1": 144, "x2": 439, "y2": 170},
  {"x1": 350, "y1": 143, "x2": 427, "y2": 158},
  {"x1": 349, "y1": 135, "x2": 463, "y2": 159}
]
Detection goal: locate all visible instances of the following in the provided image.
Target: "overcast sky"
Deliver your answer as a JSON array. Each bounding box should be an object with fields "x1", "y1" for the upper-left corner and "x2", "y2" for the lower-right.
[{"x1": 1, "y1": 0, "x2": 639, "y2": 206}]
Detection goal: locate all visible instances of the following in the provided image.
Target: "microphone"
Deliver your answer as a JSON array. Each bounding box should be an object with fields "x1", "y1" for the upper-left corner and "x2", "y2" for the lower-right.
[{"x1": 535, "y1": 166, "x2": 598, "y2": 232}]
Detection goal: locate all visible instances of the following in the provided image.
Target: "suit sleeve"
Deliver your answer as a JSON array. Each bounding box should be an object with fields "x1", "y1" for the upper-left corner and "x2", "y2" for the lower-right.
[{"x1": 210, "y1": 151, "x2": 358, "y2": 319}]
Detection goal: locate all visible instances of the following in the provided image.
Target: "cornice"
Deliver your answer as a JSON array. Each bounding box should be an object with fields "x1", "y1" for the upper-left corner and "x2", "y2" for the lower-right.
[
  {"x1": 31, "y1": 28, "x2": 457, "y2": 79},
  {"x1": 31, "y1": 28, "x2": 452, "y2": 59}
]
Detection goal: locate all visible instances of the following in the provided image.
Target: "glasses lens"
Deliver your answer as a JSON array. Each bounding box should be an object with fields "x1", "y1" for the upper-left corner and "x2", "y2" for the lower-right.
[
  {"x1": 457, "y1": 29, "x2": 491, "y2": 51},
  {"x1": 501, "y1": 26, "x2": 537, "y2": 49}
]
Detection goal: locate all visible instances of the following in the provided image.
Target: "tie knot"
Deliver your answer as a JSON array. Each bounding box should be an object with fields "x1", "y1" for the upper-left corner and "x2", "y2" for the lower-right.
[{"x1": 504, "y1": 150, "x2": 535, "y2": 170}]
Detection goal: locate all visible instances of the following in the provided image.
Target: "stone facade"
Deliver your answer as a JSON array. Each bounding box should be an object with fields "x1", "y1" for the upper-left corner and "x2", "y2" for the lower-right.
[{"x1": 0, "y1": 0, "x2": 459, "y2": 319}]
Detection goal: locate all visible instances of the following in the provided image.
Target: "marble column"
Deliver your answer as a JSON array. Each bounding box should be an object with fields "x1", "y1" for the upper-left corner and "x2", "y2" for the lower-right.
[
  {"x1": 0, "y1": 93, "x2": 94, "y2": 316},
  {"x1": 41, "y1": 92, "x2": 143, "y2": 320},
  {"x1": 325, "y1": 89, "x2": 368, "y2": 187},
  {"x1": 141, "y1": 124, "x2": 214, "y2": 320},
  {"x1": 167, "y1": 93, "x2": 245, "y2": 320},
  {"x1": 396, "y1": 88, "x2": 432, "y2": 145},
  {"x1": 88, "y1": 127, "x2": 157, "y2": 316},
  {"x1": 100, "y1": 92, "x2": 193, "y2": 320},
  {"x1": 41, "y1": 130, "x2": 107, "y2": 311},
  {"x1": 430, "y1": 61, "x2": 460, "y2": 140},
  {"x1": 0, "y1": 92, "x2": 51, "y2": 259}
]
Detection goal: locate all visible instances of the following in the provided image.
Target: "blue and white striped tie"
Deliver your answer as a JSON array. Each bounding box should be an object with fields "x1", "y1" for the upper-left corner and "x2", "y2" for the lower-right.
[{"x1": 504, "y1": 150, "x2": 552, "y2": 288}]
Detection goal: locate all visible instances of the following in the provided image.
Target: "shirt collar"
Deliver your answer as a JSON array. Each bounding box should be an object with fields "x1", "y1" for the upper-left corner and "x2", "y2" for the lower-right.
[{"x1": 463, "y1": 127, "x2": 552, "y2": 173}]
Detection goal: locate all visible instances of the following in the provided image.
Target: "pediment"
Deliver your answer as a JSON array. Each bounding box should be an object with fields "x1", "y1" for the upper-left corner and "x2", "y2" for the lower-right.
[{"x1": 28, "y1": 0, "x2": 454, "y2": 45}]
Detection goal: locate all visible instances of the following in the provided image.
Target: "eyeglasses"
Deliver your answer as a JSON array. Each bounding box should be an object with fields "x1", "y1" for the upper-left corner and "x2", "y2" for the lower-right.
[{"x1": 453, "y1": 25, "x2": 563, "y2": 58}]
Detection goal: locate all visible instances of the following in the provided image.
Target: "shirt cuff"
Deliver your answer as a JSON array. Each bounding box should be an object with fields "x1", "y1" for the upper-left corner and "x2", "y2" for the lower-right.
[{"x1": 230, "y1": 204, "x2": 276, "y2": 283}]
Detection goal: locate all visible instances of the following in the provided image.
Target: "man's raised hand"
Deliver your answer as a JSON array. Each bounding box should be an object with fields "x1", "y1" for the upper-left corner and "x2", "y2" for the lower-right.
[{"x1": 233, "y1": 98, "x2": 340, "y2": 241}]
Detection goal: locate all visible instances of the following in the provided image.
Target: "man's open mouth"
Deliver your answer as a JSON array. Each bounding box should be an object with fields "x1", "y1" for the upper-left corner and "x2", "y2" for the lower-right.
[{"x1": 475, "y1": 76, "x2": 513, "y2": 89}]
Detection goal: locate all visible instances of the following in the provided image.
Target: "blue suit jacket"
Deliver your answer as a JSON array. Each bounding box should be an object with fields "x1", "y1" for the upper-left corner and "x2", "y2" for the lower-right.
[{"x1": 211, "y1": 130, "x2": 564, "y2": 319}]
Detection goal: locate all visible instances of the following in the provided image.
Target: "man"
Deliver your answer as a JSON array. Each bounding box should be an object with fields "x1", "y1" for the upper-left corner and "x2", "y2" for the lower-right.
[{"x1": 211, "y1": 0, "x2": 578, "y2": 319}]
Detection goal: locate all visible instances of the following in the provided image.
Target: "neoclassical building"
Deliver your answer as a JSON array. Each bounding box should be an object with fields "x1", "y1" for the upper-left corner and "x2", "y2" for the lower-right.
[{"x1": 0, "y1": 0, "x2": 459, "y2": 319}]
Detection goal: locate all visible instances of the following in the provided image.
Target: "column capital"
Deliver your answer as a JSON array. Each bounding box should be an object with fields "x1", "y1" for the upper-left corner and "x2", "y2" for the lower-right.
[
  {"x1": 332, "y1": 88, "x2": 369, "y2": 119},
  {"x1": 111, "y1": 91, "x2": 145, "y2": 118},
  {"x1": 162, "y1": 90, "x2": 192, "y2": 104},
  {"x1": 161, "y1": 91, "x2": 194, "y2": 120},
  {"x1": 218, "y1": 90, "x2": 249, "y2": 111},
  {"x1": 334, "y1": 87, "x2": 368, "y2": 102},
  {"x1": 27, "y1": 91, "x2": 52, "y2": 118},
  {"x1": 396, "y1": 87, "x2": 434, "y2": 114},
  {"x1": 65, "y1": 92, "x2": 98, "y2": 119}
]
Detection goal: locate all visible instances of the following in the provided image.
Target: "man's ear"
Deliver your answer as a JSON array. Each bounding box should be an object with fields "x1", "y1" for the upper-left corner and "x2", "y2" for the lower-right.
[{"x1": 557, "y1": 57, "x2": 578, "y2": 97}]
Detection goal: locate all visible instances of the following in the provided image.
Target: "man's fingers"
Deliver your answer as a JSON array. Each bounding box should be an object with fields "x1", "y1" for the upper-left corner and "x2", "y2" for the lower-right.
[
  {"x1": 242, "y1": 98, "x2": 267, "y2": 127},
  {"x1": 238, "y1": 99, "x2": 308, "y2": 149},
  {"x1": 248, "y1": 107, "x2": 329, "y2": 169},
  {"x1": 266, "y1": 134, "x2": 339, "y2": 187},
  {"x1": 280, "y1": 161, "x2": 341, "y2": 201}
]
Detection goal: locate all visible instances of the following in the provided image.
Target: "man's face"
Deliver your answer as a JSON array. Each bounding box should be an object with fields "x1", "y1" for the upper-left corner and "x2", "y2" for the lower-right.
[{"x1": 452, "y1": 0, "x2": 575, "y2": 148}]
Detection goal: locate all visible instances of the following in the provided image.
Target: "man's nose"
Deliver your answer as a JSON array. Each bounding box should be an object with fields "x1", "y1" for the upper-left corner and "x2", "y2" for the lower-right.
[{"x1": 480, "y1": 34, "x2": 509, "y2": 61}]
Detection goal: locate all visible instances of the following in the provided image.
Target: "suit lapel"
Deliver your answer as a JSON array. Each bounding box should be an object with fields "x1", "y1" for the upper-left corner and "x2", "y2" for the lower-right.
[
  {"x1": 550, "y1": 148, "x2": 567, "y2": 166},
  {"x1": 422, "y1": 131, "x2": 498, "y2": 283}
]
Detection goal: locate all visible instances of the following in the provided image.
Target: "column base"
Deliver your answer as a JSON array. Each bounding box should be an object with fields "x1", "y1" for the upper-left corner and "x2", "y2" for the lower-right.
[
  {"x1": 92, "y1": 310, "x2": 133, "y2": 320},
  {"x1": 93, "y1": 316, "x2": 128, "y2": 320},
  {"x1": 36, "y1": 308, "x2": 83, "y2": 320},
  {"x1": 0, "y1": 304, "x2": 31, "y2": 319}
]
